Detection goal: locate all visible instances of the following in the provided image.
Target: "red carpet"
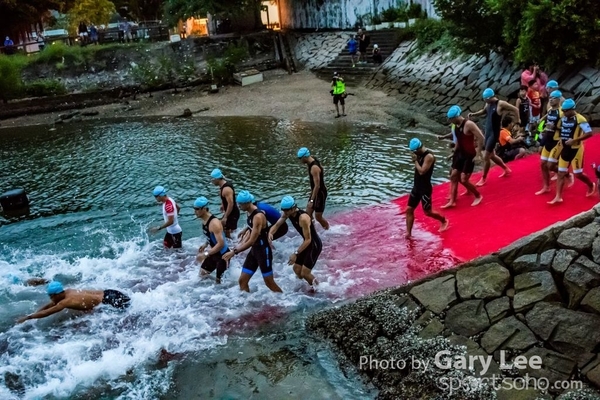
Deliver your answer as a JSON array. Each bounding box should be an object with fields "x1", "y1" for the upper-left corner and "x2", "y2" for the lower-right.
[{"x1": 392, "y1": 134, "x2": 600, "y2": 262}]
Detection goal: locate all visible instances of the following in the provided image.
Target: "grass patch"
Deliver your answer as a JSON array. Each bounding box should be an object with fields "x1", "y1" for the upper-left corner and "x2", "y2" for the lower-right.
[{"x1": 24, "y1": 79, "x2": 67, "y2": 97}]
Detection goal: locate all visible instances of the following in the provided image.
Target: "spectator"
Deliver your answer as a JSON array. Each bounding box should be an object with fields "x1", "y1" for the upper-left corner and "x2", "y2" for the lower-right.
[
  {"x1": 36, "y1": 32, "x2": 45, "y2": 51},
  {"x1": 4, "y1": 36, "x2": 15, "y2": 55},
  {"x1": 89, "y1": 25, "x2": 98, "y2": 45},
  {"x1": 348, "y1": 35, "x2": 358, "y2": 67},
  {"x1": 372, "y1": 44, "x2": 382, "y2": 64},
  {"x1": 331, "y1": 72, "x2": 347, "y2": 118},
  {"x1": 521, "y1": 61, "x2": 548, "y2": 111},
  {"x1": 357, "y1": 28, "x2": 370, "y2": 63},
  {"x1": 497, "y1": 117, "x2": 526, "y2": 163},
  {"x1": 515, "y1": 85, "x2": 530, "y2": 136},
  {"x1": 78, "y1": 22, "x2": 88, "y2": 45},
  {"x1": 527, "y1": 79, "x2": 542, "y2": 131}
]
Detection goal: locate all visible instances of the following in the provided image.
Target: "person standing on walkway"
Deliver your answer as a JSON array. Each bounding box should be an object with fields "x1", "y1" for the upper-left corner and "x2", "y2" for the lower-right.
[
  {"x1": 223, "y1": 191, "x2": 283, "y2": 293},
  {"x1": 150, "y1": 186, "x2": 183, "y2": 249},
  {"x1": 269, "y1": 196, "x2": 322, "y2": 289},
  {"x1": 357, "y1": 28, "x2": 369, "y2": 63},
  {"x1": 443, "y1": 105, "x2": 484, "y2": 209},
  {"x1": 403, "y1": 139, "x2": 448, "y2": 239},
  {"x1": 331, "y1": 72, "x2": 346, "y2": 118},
  {"x1": 194, "y1": 197, "x2": 230, "y2": 284},
  {"x1": 297, "y1": 147, "x2": 330, "y2": 230},
  {"x1": 211, "y1": 168, "x2": 240, "y2": 238},
  {"x1": 348, "y1": 35, "x2": 358, "y2": 67},
  {"x1": 548, "y1": 99, "x2": 597, "y2": 204},
  {"x1": 468, "y1": 88, "x2": 520, "y2": 186}
]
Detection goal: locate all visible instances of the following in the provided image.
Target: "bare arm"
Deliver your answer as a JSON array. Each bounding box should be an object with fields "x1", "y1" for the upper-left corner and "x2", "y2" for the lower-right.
[
  {"x1": 234, "y1": 214, "x2": 265, "y2": 254},
  {"x1": 18, "y1": 302, "x2": 67, "y2": 323},
  {"x1": 466, "y1": 121, "x2": 485, "y2": 152},
  {"x1": 222, "y1": 187, "x2": 234, "y2": 219},
  {"x1": 269, "y1": 216, "x2": 287, "y2": 240},
  {"x1": 414, "y1": 153, "x2": 435, "y2": 175},
  {"x1": 309, "y1": 165, "x2": 321, "y2": 202},
  {"x1": 296, "y1": 214, "x2": 313, "y2": 254},
  {"x1": 176, "y1": 203, "x2": 181, "y2": 214},
  {"x1": 499, "y1": 100, "x2": 521, "y2": 124},
  {"x1": 469, "y1": 104, "x2": 488, "y2": 118},
  {"x1": 157, "y1": 215, "x2": 175, "y2": 230}
]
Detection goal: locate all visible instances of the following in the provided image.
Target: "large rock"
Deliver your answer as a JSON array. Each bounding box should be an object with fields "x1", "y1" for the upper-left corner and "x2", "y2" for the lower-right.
[
  {"x1": 520, "y1": 347, "x2": 577, "y2": 386},
  {"x1": 526, "y1": 302, "x2": 600, "y2": 358},
  {"x1": 552, "y1": 249, "x2": 578, "y2": 274},
  {"x1": 481, "y1": 316, "x2": 537, "y2": 354},
  {"x1": 485, "y1": 297, "x2": 511, "y2": 324},
  {"x1": 593, "y1": 237, "x2": 600, "y2": 265},
  {"x1": 557, "y1": 227, "x2": 595, "y2": 252},
  {"x1": 540, "y1": 249, "x2": 556, "y2": 269},
  {"x1": 512, "y1": 254, "x2": 541, "y2": 273},
  {"x1": 498, "y1": 227, "x2": 556, "y2": 265},
  {"x1": 563, "y1": 256, "x2": 600, "y2": 307},
  {"x1": 581, "y1": 287, "x2": 600, "y2": 315},
  {"x1": 513, "y1": 271, "x2": 560, "y2": 312},
  {"x1": 456, "y1": 263, "x2": 510, "y2": 300},
  {"x1": 445, "y1": 300, "x2": 490, "y2": 336},
  {"x1": 409, "y1": 275, "x2": 457, "y2": 314}
]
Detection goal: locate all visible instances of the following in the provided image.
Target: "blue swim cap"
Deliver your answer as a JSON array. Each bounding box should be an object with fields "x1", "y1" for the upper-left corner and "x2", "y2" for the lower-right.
[
  {"x1": 546, "y1": 80, "x2": 559, "y2": 89},
  {"x1": 447, "y1": 105, "x2": 462, "y2": 119},
  {"x1": 409, "y1": 138, "x2": 422, "y2": 151},
  {"x1": 280, "y1": 195, "x2": 296, "y2": 210},
  {"x1": 47, "y1": 281, "x2": 64, "y2": 295},
  {"x1": 297, "y1": 147, "x2": 310, "y2": 159},
  {"x1": 562, "y1": 98, "x2": 576, "y2": 111},
  {"x1": 236, "y1": 190, "x2": 254, "y2": 204},
  {"x1": 210, "y1": 169, "x2": 224, "y2": 180},
  {"x1": 194, "y1": 197, "x2": 208, "y2": 208},
  {"x1": 153, "y1": 186, "x2": 167, "y2": 196},
  {"x1": 550, "y1": 90, "x2": 562, "y2": 99},
  {"x1": 482, "y1": 88, "x2": 495, "y2": 100}
]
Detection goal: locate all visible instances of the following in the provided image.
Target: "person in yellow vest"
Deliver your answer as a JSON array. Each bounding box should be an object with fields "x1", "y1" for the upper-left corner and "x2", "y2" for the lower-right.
[
  {"x1": 331, "y1": 72, "x2": 346, "y2": 118},
  {"x1": 548, "y1": 99, "x2": 597, "y2": 204}
]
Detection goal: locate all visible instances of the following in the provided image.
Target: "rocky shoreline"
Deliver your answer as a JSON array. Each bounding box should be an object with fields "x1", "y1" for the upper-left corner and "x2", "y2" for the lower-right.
[{"x1": 308, "y1": 205, "x2": 600, "y2": 399}]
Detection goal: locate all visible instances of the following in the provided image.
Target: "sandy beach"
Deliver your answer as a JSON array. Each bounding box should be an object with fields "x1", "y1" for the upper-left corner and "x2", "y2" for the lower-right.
[{"x1": 0, "y1": 69, "x2": 446, "y2": 132}]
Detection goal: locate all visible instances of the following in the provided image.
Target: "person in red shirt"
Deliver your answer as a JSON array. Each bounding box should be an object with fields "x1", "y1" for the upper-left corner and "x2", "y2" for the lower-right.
[{"x1": 527, "y1": 79, "x2": 542, "y2": 129}]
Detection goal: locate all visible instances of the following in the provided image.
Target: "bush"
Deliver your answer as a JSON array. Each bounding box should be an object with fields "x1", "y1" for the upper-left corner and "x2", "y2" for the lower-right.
[
  {"x1": 24, "y1": 79, "x2": 67, "y2": 97},
  {"x1": 206, "y1": 43, "x2": 248, "y2": 84},
  {"x1": 0, "y1": 55, "x2": 23, "y2": 102},
  {"x1": 410, "y1": 19, "x2": 458, "y2": 57},
  {"x1": 381, "y1": 7, "x2": 400, "y2": 22},
  {"x1": 407, "y1": 3, "x2": 427, "y2": 19}
]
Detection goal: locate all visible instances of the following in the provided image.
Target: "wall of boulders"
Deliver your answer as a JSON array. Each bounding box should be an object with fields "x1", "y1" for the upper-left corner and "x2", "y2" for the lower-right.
[
  {"x1": 365, "y1": 40, "x2": 600, "y2": 125},
  {"x1": 308, "y1": 205, "x2": 600, "y2": 399},
  {"x1": 289, "y1": 31, "x2": 353, "y2": 70}
]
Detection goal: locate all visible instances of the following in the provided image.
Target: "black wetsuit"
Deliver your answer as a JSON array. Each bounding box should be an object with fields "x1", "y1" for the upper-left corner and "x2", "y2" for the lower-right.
[
  {"x1": 289, "y1": 209, "x2": 322, "y2": 270},
  {"x1": 518, "y1": 96, "x2": 530, "y2": 130},
  {"x1": 201, "y1": 215, "x2": 230, "y2": 280},
  {"x1": 485, "y1": 100, "x2": 502, "y2": 152},
  {"x1": 308, "y1": 159, "x2": 328, "y2": 213},
  {"x1": 407, "y1": 150, "x2": 434, "y2": 211},
  {"x1": 241, "y1": 209, "x2": 273, "y2": 277},
  {"x1": 220, "y1": 182, "x2": 240, "y2": 231},
  {"x1": 452, "y1": 119, "x2": 476, "y2": 174},
  {"x1": 542, "y1": 108, "x2": 560, "y2": 151},
  {"x1": 102, "y1": 290, "x2": 130, "y2": 309}
]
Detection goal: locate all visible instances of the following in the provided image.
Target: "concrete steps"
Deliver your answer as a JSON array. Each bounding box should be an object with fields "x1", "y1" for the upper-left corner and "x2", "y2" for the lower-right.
[{"x1": 315, "y1": 29, "x2": 404, "y2": 85}]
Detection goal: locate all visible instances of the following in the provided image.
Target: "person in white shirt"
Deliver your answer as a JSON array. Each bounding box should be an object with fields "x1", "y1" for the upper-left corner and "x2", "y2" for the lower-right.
[{"x1": 150, "y1": 186, "x2": 183, "y2": 248}]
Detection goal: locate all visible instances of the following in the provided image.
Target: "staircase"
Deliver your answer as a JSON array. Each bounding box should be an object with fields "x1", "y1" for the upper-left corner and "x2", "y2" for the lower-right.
[{"x1": 315, "y1": 29, "x2": 404, "y2": 84}]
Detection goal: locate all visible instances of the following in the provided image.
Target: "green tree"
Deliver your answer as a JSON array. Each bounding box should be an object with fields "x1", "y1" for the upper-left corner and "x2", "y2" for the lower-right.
[
  {"x1": 513, "y1": 0, "x2": 600, "y2": 68},
  {"x1": 0, "y1": 55, "x2": 23, "y2": 102},
  {"x1": 67, "y1": 0, "x2": 116, "y2": 33},
  {"x1": 164, "y1": 0, "x2": 263, "y2": 30}
]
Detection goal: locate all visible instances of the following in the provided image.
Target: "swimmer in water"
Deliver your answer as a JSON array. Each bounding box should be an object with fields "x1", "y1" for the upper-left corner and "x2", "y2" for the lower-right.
[{"x1": 16, "y1": 281, "x2": 130, "y2": 324}]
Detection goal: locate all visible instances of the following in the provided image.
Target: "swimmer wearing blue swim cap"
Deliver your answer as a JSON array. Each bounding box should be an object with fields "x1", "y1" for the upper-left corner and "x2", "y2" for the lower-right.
[
  {"x1": 297, "y1": 147, "x2": 330, "y2": 230},
  {"x1": 193, "y1": 196, "x2": 230, "y2": 284},
  {"x1": 467, "y1": 88, "x2": 519, "y2": 187},
  {"x1": 17, "y1": 282, "x2": 130, "y2": 324},
  {"x1": 210, "y1": 168, "x2": 240, "y2": 239},
  {"x1": 404, "y1": 138, "x2": 448, "y2": 239},
  {"x1": 150, "y1": 185, "x2": 183, "y2": 249},
  {"x1": 267, "y1": 195, "x2": 322, "y2": 289},
  {"x1": 223, "y1": 191, "x2": 283, "y2": 294}
]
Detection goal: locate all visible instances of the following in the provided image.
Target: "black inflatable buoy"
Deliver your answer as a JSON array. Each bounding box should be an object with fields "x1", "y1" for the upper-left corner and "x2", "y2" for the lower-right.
[{"x1": 0, "y1": 189, "x2": 30, "y2": 217}]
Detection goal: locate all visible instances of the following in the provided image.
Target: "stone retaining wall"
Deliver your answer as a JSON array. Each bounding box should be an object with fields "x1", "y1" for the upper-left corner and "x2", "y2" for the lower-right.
[
  {"x1": 308, "y1": 205, "x2": 600, "y2": 399},
  {"x1": 289, "y1": 32, "x2": 353, "y2": 70},
  {"x1": 365, "y1": 40, "x2": 600, "y2": 125}
]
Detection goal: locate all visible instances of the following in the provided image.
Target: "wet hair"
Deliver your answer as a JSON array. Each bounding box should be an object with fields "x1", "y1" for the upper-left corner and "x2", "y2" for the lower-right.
[
  {"x1": 519, "y1": 85, "x2": 528, "y2": 91},
  {"x1": 502, "y1": 116, "x2": 513, "y2": 128},
  {"x1": 528, "y1": 79, "x2": 537, "y2": 87}
]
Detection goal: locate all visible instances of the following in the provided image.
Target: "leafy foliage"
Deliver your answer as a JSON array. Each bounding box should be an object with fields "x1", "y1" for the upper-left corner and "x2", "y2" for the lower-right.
[
  {"x1": 206, "y1": 43, "x2": 248, "y2": 83},
  {"x1": 67, "y1": 0, "x2": 116, "y2": 34},
  {"x1": 163, "y1": 0, "x2": 262, "y2": 28},
  {"x1": 24, "y1": 79, "x2": 67, "y2": 97},
  {"x1": 0, "y1": 55, "x2": 23, "y2": 102}
]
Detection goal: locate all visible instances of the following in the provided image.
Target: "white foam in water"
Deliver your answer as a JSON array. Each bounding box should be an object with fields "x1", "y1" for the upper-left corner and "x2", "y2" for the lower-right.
[{"x1": 1, "y1": 226, "x2": 357, "y2": 399}]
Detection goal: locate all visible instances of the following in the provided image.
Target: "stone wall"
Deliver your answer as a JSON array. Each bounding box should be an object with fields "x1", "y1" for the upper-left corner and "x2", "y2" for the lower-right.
[
  {"x1": 365, "y1": 40, "x2": 600, "y2": 125},
  {"x1": 279, "y1": 0, "x2": 437, "y2": 30},
  {"x1": 308, "y1": 205, "x2": 600, "y2": 399},
  {"x1": 289, "y1": 31, "x2": 353, "y2": 70}
]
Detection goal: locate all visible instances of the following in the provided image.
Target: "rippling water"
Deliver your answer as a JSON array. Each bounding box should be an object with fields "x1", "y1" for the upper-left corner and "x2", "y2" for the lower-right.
[{"x1": 0, "y1": 117, "x2": 452, "y2": 399}]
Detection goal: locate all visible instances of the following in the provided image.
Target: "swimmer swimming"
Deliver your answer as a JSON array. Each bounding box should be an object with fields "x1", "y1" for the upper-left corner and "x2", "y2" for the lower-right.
[{"x1": 17, "y1": 281, "x2": 130, "y2": 324}]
